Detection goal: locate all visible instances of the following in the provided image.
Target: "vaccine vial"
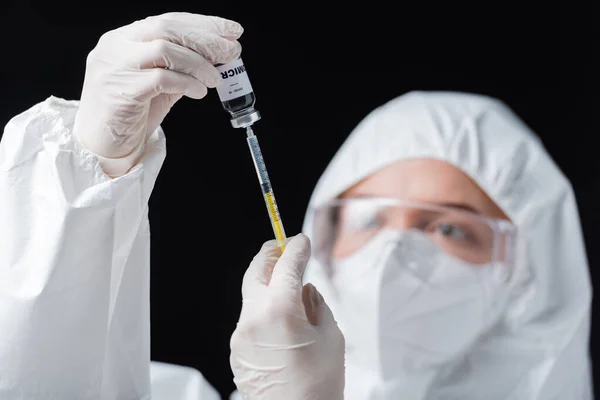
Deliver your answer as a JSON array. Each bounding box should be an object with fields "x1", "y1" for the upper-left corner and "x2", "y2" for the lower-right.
[{"x1": 215, "y1": 58, "x2": 261, "y2": 129}]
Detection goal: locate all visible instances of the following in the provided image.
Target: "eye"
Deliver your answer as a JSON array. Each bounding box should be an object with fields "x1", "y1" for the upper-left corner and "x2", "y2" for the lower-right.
[
  {"x1": 343, "y1": 205, "x2": 384, "y2": 231},
  {"x1": 436, "y1": 223, "x2": 467, "y2": 239},
  {"x1": 355, "y1": 215, "x2": 382, "y2": 230},
  {"x1": 339, "y1": 209, "x2": 382, "y2": 233}
]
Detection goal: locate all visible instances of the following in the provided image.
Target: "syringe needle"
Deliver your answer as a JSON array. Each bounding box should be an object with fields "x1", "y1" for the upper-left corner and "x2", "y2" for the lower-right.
[{"x1": 246, "y1": 126, "x2": 287, "y2": 252}]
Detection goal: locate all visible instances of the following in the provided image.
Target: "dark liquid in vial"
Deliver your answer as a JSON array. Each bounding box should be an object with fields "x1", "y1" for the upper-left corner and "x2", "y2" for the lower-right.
[{"x1": 222, "y1": 93, "x2": 255, "y2": 114}]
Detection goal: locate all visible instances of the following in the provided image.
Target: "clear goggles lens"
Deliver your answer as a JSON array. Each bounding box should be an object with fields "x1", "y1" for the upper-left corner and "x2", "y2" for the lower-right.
[{"x1": 310, "y1": 198, "x2": 517, "y2": 280}]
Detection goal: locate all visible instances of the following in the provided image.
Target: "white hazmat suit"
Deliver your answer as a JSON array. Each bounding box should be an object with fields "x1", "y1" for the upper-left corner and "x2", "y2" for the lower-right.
[
  {"x1": 0, "y1": 96, "x2": 220, "y2": 399},
  {"x1": 299, "y1": 91, "x2": 594, "y2": 399},
  {"x1": 0, "y1": 86, "x2": 593, "y2": 399}
]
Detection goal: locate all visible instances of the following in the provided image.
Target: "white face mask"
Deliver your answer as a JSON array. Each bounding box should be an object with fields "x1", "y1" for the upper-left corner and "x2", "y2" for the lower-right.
[{"x1": 328, "y1": 229, "x2": 509, "y2": 399}]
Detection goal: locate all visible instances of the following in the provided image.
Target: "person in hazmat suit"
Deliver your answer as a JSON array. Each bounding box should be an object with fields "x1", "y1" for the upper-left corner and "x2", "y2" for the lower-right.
[
  {"x1": 226, "y1": 81, "x2": 594, "y2": 399},
  {"x1": 0, "y1": 11, "x2": 593, "y2": 400}
]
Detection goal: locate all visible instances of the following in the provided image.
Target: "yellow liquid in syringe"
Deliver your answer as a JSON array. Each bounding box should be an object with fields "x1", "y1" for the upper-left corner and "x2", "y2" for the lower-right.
[
  {"x1": 246, "y1": 127, "x2": 287, "y2": 252},
  {"x1": 264, "y1": 190, "x2": 287, "y2": 252}
]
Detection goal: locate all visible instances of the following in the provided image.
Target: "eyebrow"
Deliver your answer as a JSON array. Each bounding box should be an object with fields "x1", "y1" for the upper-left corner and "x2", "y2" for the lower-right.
[{"x1": 436, "y1": 202, "x2": 481, "y2": 214}]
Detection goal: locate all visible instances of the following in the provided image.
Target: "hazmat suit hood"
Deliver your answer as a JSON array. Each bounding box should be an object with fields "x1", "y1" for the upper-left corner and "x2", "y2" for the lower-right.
[{"x1": 301, "y1": 91, "x2": 593, "y2": 399}]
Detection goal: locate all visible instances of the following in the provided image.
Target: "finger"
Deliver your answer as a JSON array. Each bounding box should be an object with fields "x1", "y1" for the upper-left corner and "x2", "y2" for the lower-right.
[
  {"x1": 302, "y1": 284, "x2": 343, "y2": 350},
  {"x1": 124, "y1": 17, "x2": 242, "y2": 64},
  {"x1": 303, "y1": 283, "x2": 337, "y2": 326},
  {"x1": 269, "y1": 234, "x2": 311, "y2": 294},
  {"x1": 131, "y1": 68, "x2": 208, "y2": 102},
  {"x1": 146, "y1": 12, "x2": 243, "y2": 39},
  {"x1": 135, "y1": 39, "x2": 222, "y2": 88},
  {"x1": 302, "y1": 283, "x2": 319, "y2": 325},
  {"x1": 241, "y1": 240, "x2": 282, "y2": 300}
]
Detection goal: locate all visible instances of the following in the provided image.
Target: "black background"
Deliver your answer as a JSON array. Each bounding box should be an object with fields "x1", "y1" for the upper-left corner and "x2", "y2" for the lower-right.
[{"x1": 0, "y1": 1, "x2": 595, "y2": 398}]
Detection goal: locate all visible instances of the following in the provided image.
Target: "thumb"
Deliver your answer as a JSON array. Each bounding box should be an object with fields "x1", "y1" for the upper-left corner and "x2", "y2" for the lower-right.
[
  {"x1": 302, "y1": 283, "x2": 337, "y2": 327},
  {"x1": 269, "y1": 234, "x2": 310, "y2": 294}
]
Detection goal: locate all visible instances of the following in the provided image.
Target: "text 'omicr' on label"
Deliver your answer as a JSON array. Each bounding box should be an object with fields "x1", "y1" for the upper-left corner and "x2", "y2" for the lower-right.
[{"x1": 221, "y1": 64, "x2": 246, "y2": 80}]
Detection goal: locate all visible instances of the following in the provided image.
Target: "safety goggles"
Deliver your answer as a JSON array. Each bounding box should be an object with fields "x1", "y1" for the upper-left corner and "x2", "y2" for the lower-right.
[{"x1": 309, "y1": 197, "x2": 518, "y2": 283}]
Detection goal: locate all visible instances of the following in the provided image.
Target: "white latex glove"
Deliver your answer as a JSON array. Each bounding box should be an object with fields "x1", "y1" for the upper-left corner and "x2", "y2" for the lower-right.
[
  {"x1": 230, "y1": 234, "x2": 345, "y2": 400},
  {"x1": 73, "y1": 12, "x2": 243, "y2": 177}
]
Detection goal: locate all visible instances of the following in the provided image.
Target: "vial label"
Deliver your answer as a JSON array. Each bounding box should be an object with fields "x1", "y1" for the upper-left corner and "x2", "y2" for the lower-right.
[{"x1": 215, "y1": 58, "x2": 254, "y2": 102}]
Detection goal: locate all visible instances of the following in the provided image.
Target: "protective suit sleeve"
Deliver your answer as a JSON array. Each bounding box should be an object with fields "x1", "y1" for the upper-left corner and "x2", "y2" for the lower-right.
[
  {"x1": 0, "y1": 96, "x2": 165, "y2": 398},
  {"x1": 150, "y1": 362, "x2": 220, "y2": 400}
]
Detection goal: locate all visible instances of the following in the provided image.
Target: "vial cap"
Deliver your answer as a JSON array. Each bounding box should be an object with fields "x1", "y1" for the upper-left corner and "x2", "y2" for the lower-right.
[{"x1": 231, "y1": 110, "x2": 261, "y2": 128}]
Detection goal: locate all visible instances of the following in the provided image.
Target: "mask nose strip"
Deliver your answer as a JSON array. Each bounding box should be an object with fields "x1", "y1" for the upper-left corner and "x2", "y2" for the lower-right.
[{"x1": 386, "y1": 235, "x2": 438, "y2": 282}]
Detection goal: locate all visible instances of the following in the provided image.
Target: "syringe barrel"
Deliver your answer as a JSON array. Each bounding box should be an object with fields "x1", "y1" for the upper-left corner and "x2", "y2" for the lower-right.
[
  {"x1": 247, "y1": 134, "x2": 271, "y2": 188},
  {"x1": 246, "y1": 132, "x2": 287, "y2": 252}
]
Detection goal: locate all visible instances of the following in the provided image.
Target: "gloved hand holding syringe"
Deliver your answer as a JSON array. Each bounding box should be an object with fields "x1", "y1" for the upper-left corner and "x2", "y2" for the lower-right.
[{"x1": 214, "y1": 58, "x2": 287, "y2": 252}]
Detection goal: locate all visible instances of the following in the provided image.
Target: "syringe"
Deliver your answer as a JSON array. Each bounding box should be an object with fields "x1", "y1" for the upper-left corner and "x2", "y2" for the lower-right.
[{"x1": 245, "y1": 126, "x2": 287, "y2": 252}]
